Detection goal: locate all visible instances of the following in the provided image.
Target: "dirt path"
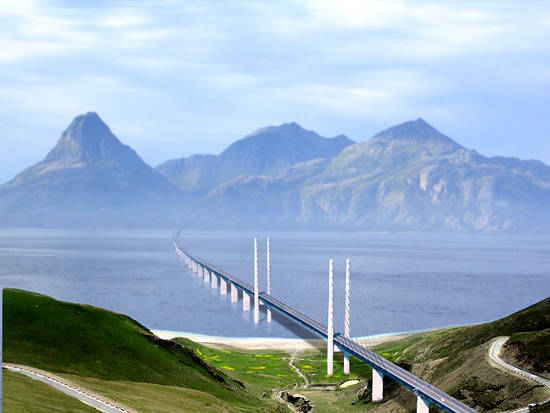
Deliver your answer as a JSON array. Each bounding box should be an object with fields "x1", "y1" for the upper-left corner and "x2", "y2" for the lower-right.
[{"x1": 288, "y1": 352, "x2": 310, "y2": 387}]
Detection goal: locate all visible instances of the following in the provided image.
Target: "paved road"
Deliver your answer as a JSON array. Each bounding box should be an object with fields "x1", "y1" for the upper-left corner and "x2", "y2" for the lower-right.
[
  {"x1": 490, "y1": 338, "x2": 550, "y2": 388},
  {"x1": 3, "y1": 365, "x2": 131, "y2": 413},
  {"x1": 489, "y1": 337, "x2": 550, "y2": 413}
]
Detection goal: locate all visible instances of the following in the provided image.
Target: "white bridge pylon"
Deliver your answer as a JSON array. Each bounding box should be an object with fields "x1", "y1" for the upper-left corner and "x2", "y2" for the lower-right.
[{"x1": 326, "y1": 257, "x2": 352, "y2": 377}]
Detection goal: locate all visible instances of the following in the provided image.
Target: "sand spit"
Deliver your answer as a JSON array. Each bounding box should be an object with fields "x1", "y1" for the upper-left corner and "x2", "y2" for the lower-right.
[{"x1": 151, "y1": 329, "x2": 430, "y2": 350}]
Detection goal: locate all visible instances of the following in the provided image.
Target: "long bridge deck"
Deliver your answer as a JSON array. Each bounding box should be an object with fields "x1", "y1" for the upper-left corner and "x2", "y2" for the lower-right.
[{"x1": 174, "y1": 241, "x2": 477, "y2": 413}]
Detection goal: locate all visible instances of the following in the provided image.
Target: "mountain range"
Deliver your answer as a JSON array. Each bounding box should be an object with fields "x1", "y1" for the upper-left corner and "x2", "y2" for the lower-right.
[
  {"x1": 156, "y1": 122, "x2": 353, "y2": 192},
  {"x1": 1, "y1": 112, "x2": 549, "y2": 231}
]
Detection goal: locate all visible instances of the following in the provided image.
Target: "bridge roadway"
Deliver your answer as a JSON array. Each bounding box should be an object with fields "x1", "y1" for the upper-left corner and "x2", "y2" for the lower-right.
[{"x1": 174, "y1": 241, "x2": 478, "y2": 413}]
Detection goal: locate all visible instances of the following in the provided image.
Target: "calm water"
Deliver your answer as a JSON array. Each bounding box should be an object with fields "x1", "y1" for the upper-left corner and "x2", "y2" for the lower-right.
[{"x1": 1, "y1": 229, "x2": 549, "y2": 339}]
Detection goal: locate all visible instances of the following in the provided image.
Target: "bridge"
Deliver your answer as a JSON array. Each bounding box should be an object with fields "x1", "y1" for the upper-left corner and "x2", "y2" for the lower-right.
[{"x1": 173, "y1": 238, "x2": 478, "y2": 413}]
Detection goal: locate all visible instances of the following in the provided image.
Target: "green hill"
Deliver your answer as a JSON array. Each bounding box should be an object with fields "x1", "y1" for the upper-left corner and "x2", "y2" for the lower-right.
[
  {"x1": 364, "y1": 297, "x2": 550, "y2": 412},
  {"x1": 2, "y1": 288, "x2": 271, "y2": 411}
]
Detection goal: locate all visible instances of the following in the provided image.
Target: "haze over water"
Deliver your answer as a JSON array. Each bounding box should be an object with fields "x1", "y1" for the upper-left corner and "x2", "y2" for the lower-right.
[{"x1": 1, "y1": 229, "x2": 549, "y2": 339}]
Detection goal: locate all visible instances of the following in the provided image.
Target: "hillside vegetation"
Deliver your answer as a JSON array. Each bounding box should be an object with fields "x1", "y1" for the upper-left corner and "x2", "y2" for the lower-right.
[
  {"x1": 2, "y1": 369, "x2": 98, "y2": 413},
  {"x1": 2, "y1": 288, "x2": 279, "y2": 412},
  {"x1": 363, "y1": 297, "x2": 550, "y2": 412}
]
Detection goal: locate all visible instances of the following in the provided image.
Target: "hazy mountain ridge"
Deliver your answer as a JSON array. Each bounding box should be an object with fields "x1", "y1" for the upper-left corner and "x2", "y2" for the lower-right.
[
  {"x1": 2, "y1": 112, "x2": 177, "y2": 195},
  {"x1": 0, "y1": 112, "x2": 182, "y2": 227},
  {"x1": 1, "y1": 113, "x2": 549, "y2": 231},
  {"x1": 156, "y1": 122, "x2": 354, "y2": 192},
  {"x1": 205, "y1": 119, "x2": 550, "y2": 231}
]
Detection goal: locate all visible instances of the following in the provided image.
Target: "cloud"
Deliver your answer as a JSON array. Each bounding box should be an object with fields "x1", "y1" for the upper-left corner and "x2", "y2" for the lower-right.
[
  {"x1": 302, "y1": 0, "x2": 407, "y2": 28},
  {"x1": 100, "y1": 14, "x2": 148, "y2": 28}
]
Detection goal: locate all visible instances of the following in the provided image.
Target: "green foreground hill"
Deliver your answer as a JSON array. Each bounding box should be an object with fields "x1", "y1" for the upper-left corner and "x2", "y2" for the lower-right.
[
  {"x1": 363, "y1": 297, "x2": 550, "y2": 412},
  {"x1": 2, "y1": 288, "x2": 280, "y2": 412}
]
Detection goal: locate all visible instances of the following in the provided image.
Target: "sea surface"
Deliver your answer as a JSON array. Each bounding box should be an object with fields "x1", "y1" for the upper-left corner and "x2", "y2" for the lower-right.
[{"x1": 1, "y1": 229, "x2": 549, "y2": 339}]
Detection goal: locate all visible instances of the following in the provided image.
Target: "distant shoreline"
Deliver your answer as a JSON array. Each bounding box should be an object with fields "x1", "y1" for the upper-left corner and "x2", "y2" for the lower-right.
[{"x1": 151, "y1": 327, "x2": 449, "y2": 350}]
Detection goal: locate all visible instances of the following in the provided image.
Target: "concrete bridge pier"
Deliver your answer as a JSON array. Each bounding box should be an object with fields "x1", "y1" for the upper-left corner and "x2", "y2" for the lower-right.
[
  {"x1": 204, "y1": 268, "x2": 210, "y2": 283},
  {"x1": 416, "y1": 395, "x2": 430, "y2": 413},
  {"x1": 198, "y1": 265, "x2": 203, "y2": 278},
  {"x1": 220, "y1": 278, "x2": 227, "y2": 295},
  {"x1": 372, "y1": 368, "x2": 384, "y2": 402},
  {"x1": 231, "y1": 283, "x2": 238, "y2": 303},
  {"x1": 243, "y1": 291, "x2": 250, "y2": 311},
  {"x1": 192, "y1": 261, "x2": 197, "y2": 273},
  {"x1": 211, "y1": 272, "x2": 218, "y2": 288}
]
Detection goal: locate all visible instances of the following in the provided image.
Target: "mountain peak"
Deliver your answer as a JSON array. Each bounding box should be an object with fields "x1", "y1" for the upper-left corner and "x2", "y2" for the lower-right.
[
  {"x1": 2, "y1": 112, "x2": 178, "y2": 199},
  {"x1": 45, "y1": 112, "x2": 124, "y2": 164},
  {"x1": 371, "y1": 118, "x2": 462, "y2": 153},
  {"x1": 279, "y1": 121, "x2": 302, "y2": 129},
  {"x1": 66, "y1": 112, "x2": 111, "y2": 138},
  {"x1": 246, "y1": 121, "x2": 305, "y2": 138}
]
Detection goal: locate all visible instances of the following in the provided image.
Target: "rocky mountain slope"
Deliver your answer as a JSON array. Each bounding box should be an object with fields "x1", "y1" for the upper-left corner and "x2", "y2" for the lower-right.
[
  {"x1": 204, "y1": 119, "x2": 550, "y2": 231},
  {"x1": 156, "y1": 122, "x2": 354, "y2": 192},
  {"x1": 0, "y1": 112, "x2": 182, "y2": 226}
]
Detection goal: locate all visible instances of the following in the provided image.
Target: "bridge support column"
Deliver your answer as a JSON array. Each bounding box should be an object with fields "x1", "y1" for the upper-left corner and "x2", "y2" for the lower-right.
[
  {"x1": 243, "y1": 292, "x2": 250, "y2": 311},
  {"x1": 372, "y1": 369, "x2": 383, "y2": 402},
  {"x1": 254, "y1": 238, "x2": 259, "y2": 324},
  {"x1": 211, "y1": 272, "x2": 218, "y2": 288},
  {"x1": 220, "y1": 278, "x2": 227, "y2": 295},
  {"x1": 231, "y1": 283, "x2": 238, "y2": 303},
  {"x1": 327, "y1": 259, "x2": 334, "y2": 377},
  {"x1": 416, "y1": 396, "x2": 429, "y2": 413},
  {"x1": 204, "y1": 268, "x2": 210, "y2": 283},
  {"x1": 266, "y1": 237, "x2": 271, "y2": 323},
  {"x1": 193, "y1": 261, "x2": 197, "y2": 273},
  {"x1": 344, "y1": 258, "x2": 351, "y2": 375},
  {"x1": 198, "y1": 265, "x2": 203, "y2": 278}
]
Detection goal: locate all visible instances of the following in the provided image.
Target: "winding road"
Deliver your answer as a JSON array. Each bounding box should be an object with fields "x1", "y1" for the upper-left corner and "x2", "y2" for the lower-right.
[
  {"x1": 3, "y1": 364, "x2": 132, "y2": 413},
  {"x1": 489, "y1": 337, "x2": 550, "y2": 413}
]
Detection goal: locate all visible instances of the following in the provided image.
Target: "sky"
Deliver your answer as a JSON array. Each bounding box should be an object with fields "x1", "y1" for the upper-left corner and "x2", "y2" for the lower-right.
[{"x1": 1, "y1": 0, "x2": 549, "y2": 183}]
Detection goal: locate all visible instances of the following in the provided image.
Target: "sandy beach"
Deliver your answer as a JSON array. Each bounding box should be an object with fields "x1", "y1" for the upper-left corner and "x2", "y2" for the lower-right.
[{"x1": 151, "y1": 329, "x2": 426, "y2": 350}]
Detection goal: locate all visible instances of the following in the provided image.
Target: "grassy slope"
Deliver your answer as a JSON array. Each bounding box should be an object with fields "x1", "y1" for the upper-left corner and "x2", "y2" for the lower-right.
[
  {"x1": 2, "y1": 369, "x2": 98, "y2": 413},
  {"x1": 358, "y1": 297, "x2": 550, "y2": 413},
  {"x1": 173, "y1": 337, "x2": 376, "y2": 413},
  {"x1": 502, "y1": 328, "x2": 550, "y2": 379},
  {"x1": 2, "y1": 288, "x2": 278, "y2": 412},
  {"x1": 173, "y1": 338, "x2": 374, "y2": 390}
]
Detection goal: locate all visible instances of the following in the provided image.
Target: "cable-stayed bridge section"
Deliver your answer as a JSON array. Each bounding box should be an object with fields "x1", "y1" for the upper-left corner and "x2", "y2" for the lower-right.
[{"x1": 173, "y1": 239, "x2": 478, "y2": 413}]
